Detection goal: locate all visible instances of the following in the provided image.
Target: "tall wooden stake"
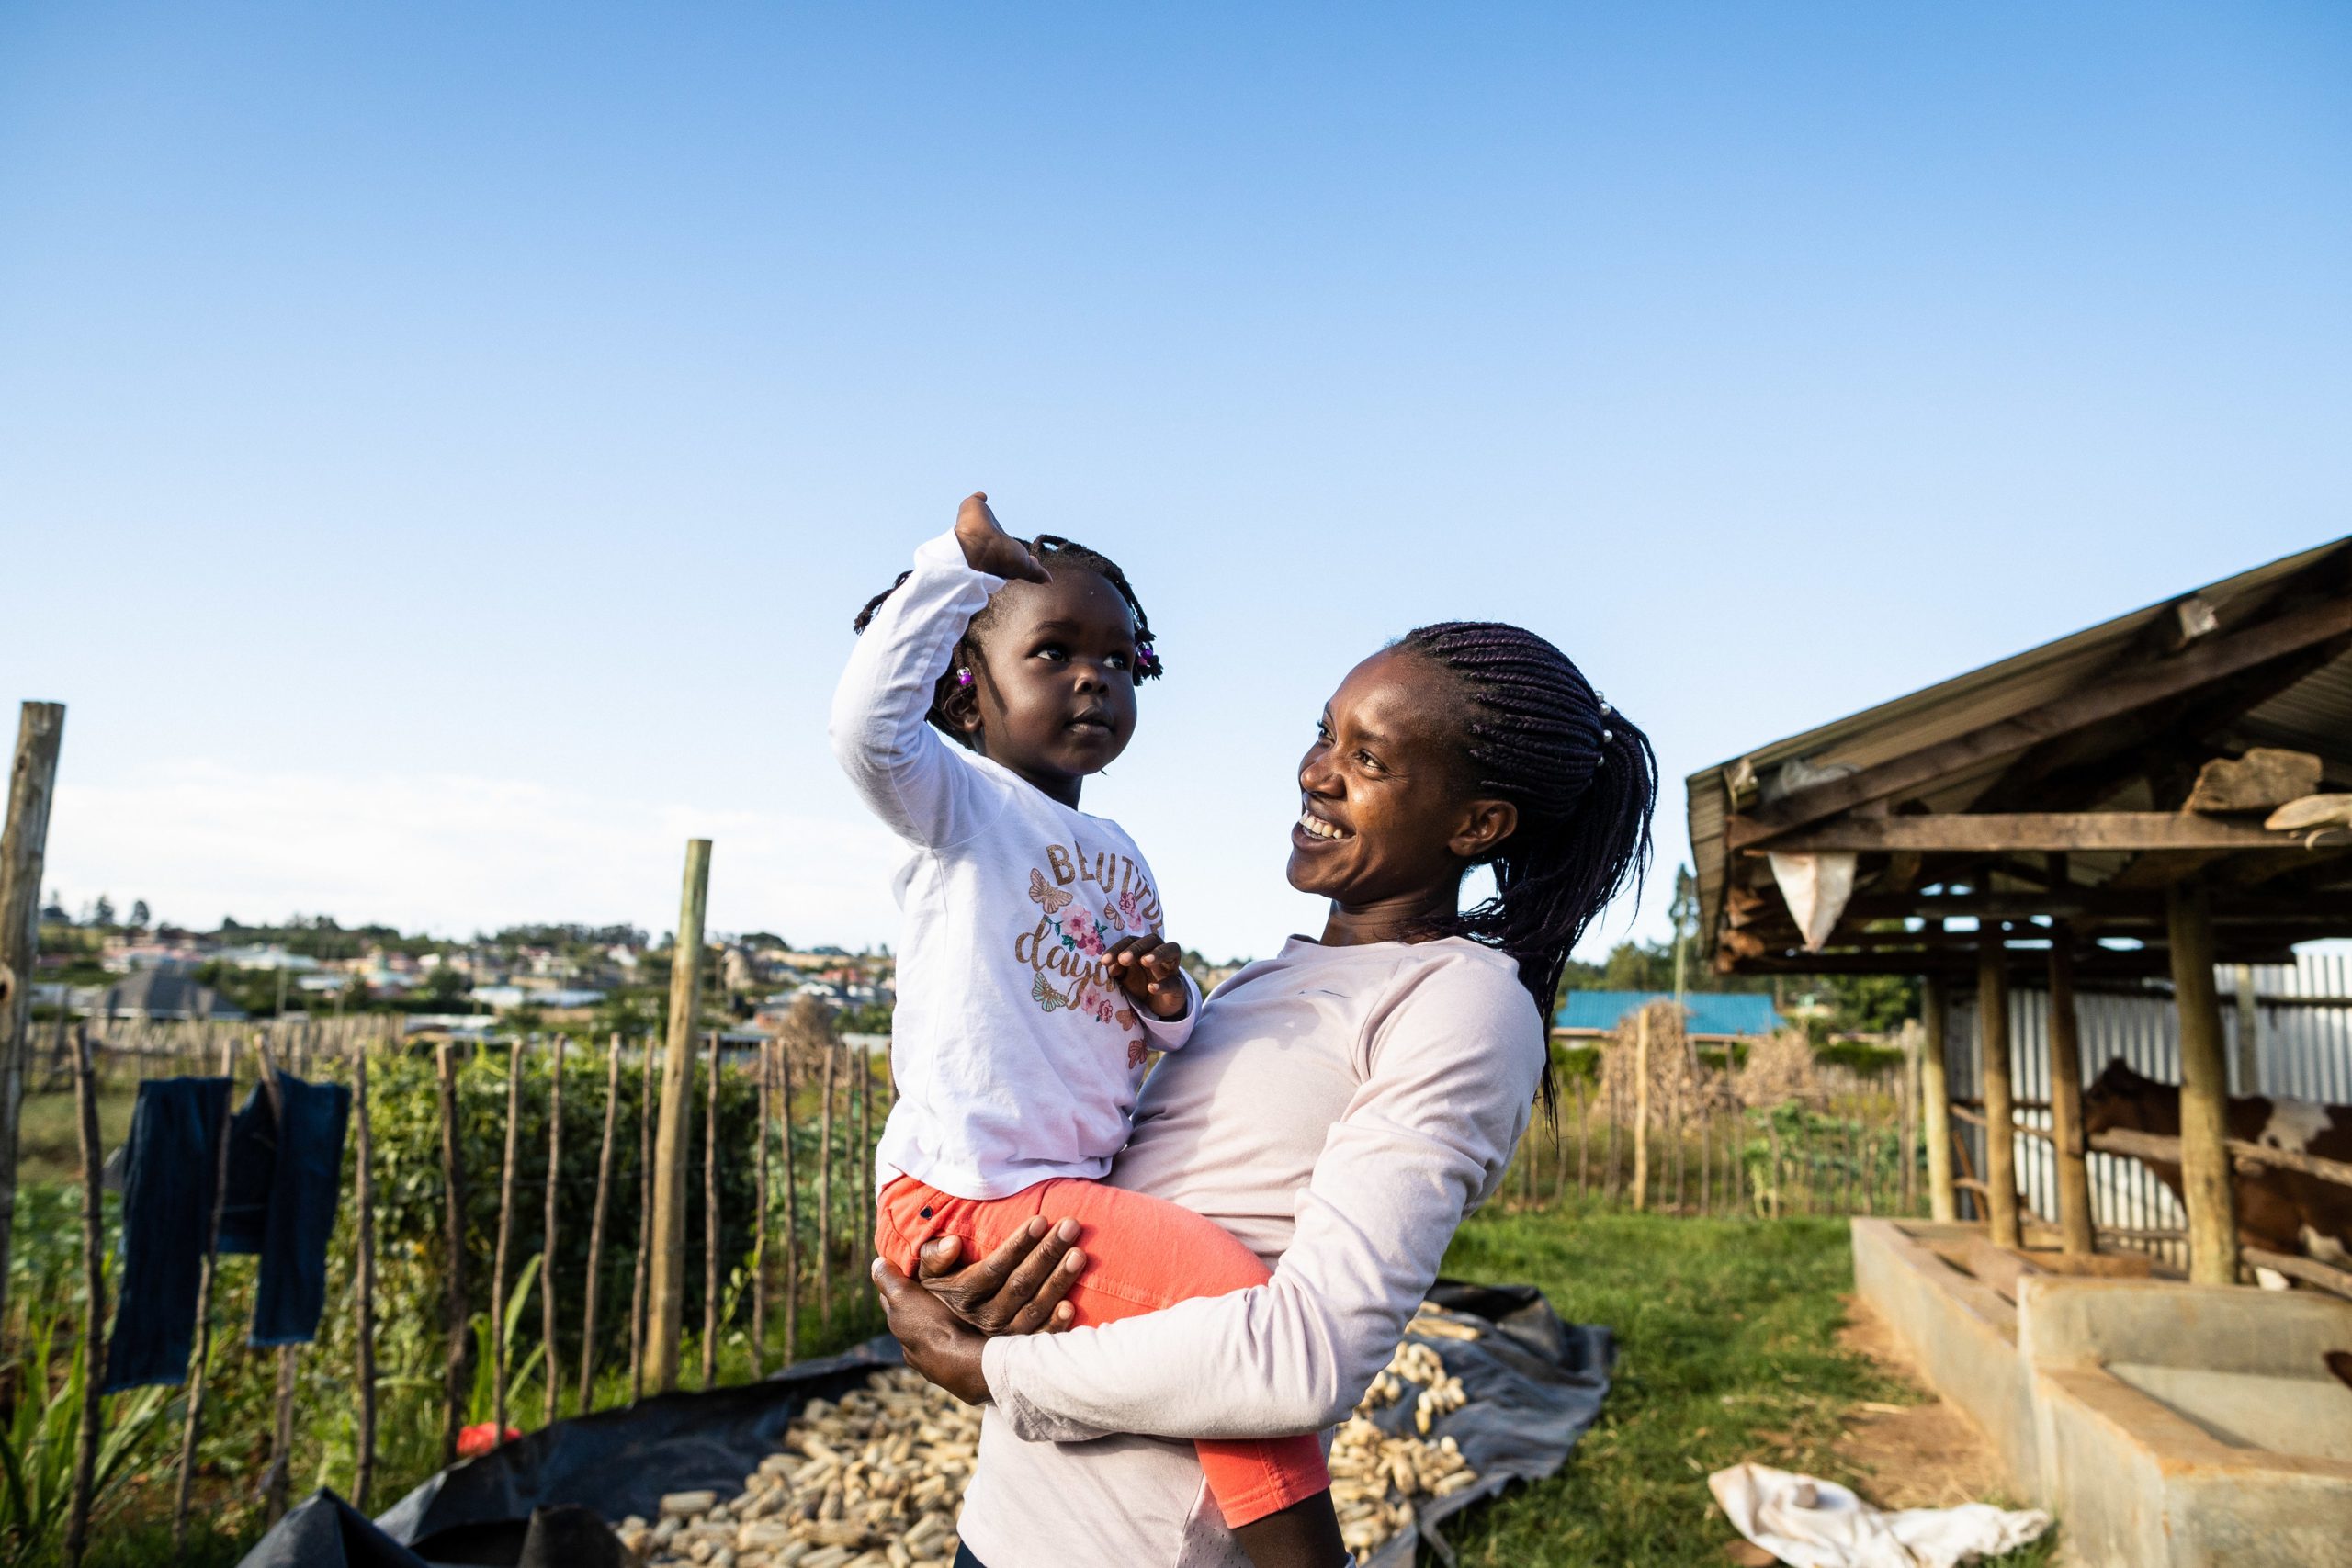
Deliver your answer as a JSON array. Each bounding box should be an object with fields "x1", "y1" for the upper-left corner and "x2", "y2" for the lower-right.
[
  {"x1": 353, "y1": 1041, "x2": 379, "y2": 1513},
  {"x1": 703, "y1": 1032, "x2": 720, "y2": 1388},
  {"x1": 2046, "y1": 931, "x2": 2097, "y2": 1256},
  {"x1": 436, "y1": 1042, "x2": 467, "y2": 1467},
  {"x1": 817, "y1": 1045, "x2": 837, "y2": 1329},
  {"x1": 543, "y1": 1033, "x2": 564, "y2": 1427},
  {"x1": 1920, "y1": 975, "x2": 1956, "y2": 1223},
  {"x1": 628, "y1": 1038, "x2": 653, "y2": 1404},
  {"x1": 247, "y1": 1042, "x2": 297, "y2": 1526},
  {"x1": 778, "y1": 1054, "x2": 800, "y2": 1367},
  {"x1": 856, "y1": 1043, "x2": 874, "y2": 1319},
  {"x1": 752, "y1": 1042, "x2": 770, "y2": 1375},
  {"x1": 647, "y1": 840, "x2": 712, "y2": 1392},
  {"x1": 1899, "y1": 1020, "x2": 1920, "y2": 1215},
  {"x1": 1631, "y1": 1008, "x2": 1652, "y2": 1211},
  {"x1": 580, "y1": 1034, "x2": 621, "y2": 1413},
  {"x1": 1575, "y1": 1074, "x2": 1589, "y2": 1194},
  {"x1": 1978, "y1": 936, "x2": 2021, "y2": 1247},
  {"x1": 2168, "y1": 880, "x2": 2240, "y2": 1285},
  {"x1": 63, "y1": 1028, "x2": 104, "y2": 1568},
  {"x1": 0, "y1": 700, "x2": 66, "y2": 1338},
  {"x1": 491, "y1": 1037, "x2": 523, "y2": 1444},
  {"x1": 174, "y1": 1041, "x2": 234, "y2": 1550}
]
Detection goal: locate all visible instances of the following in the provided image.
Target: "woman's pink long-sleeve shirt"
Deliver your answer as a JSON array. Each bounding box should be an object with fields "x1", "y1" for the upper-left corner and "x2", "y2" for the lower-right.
[{"x1": 959, "y1": 933, "x2": 1545, "y2": 1567}]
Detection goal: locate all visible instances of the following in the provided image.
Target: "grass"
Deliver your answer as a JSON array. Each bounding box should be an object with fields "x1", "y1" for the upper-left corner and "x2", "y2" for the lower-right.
[
  {"x1": 1438, "y1": 1202, "x2": 2059, "y2": 1567},
  {"x1": 14, "y1": 1086, "x2": 138, "y2": 1186}
]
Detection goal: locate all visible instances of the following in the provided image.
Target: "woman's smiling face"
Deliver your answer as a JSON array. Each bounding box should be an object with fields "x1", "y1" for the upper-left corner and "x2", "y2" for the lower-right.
[{"x1": 1289, "y1": 649, "x2": 1516, "y2": 914}]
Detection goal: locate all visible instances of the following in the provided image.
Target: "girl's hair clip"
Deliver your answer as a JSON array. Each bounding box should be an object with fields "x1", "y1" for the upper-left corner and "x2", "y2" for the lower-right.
[{"x1": 956, "y1": 668, "x2": 974, "y2": 687}]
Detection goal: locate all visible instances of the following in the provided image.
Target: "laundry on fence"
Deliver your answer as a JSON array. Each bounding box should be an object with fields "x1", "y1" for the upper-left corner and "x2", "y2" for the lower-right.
[{"x1": 103, "y1": 1072, "x2": 353, "y2": 1393}]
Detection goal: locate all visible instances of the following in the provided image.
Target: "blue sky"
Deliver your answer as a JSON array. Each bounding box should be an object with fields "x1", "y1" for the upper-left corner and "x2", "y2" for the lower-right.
[{"x1": 5, "y1": 4, "x2": 2348, "y2": 959}]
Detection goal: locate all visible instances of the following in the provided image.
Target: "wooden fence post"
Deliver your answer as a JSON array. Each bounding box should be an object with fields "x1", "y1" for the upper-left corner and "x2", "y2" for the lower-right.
[
  {"x1": 63, "y1": 1028, "x2": 104, "y2": 1567},
  {"x1": 817, "y1": 1045, "x2": 836, "y2": 1330},
  {"x1": 703, "y1": 1032, "x2": 720, "y2": 1388},
  {"x1": 174, "y1": 1039, "x2": 236, "y2": 1551},
  {"x1": 2168, "y1": 881, "x2": 2240, "y2": 1285},
  {"x1": 436, "y1": 1042, "x2": 467, "y2": 1467},
  {"x1": 1575, "y1": 1075, "x2": 1589, "y2": 1195},
  {"x1": 778, "y1": 1054, "x2": 799, "y2": 1367},
  {"x1": 856, "y1": 1043, "x2": 874, "y2": 1322},
  {"x1": 1979, "y1": 936, "x2": 2021, "y2": 1247},
  {"x1": 648, "y1": 840, "x2": 712, "y2": 1392},
  {"x1": 544, "y1": 1033, "x2": 565, "y2": 1425},
  {"x1": 580, "y1": 1034, "x2": 621, "y2": 1412},
  {"x1": 491, "y1": 1037, "x2": 524, "y2": 1444},
  {"x1": 752, "y1": 1041, "x2": 770, "y2": 1375},
  {"x1": 629, "y1": 1038, "x2": 653, "y2": 1404},
  {"x1": 1631, "y1": 1008, "x2": 1651, "y2": 1212},
  {"x1": 353, "y1": 1041, "x2": 379, "y2": 1513},
  {"x1": 2046, "y1": 931, "x2": 2096, "y2": 1256},
  {"x1": 0, "y1": 700, "x2": 65, "y2": 1338},
  {"x1": 1899, "y1": 1020, "x2": 1919, "y2": 1215},
  {"x1": 1920, "y1": 975, "x2": 1957, "y2": 1222}
]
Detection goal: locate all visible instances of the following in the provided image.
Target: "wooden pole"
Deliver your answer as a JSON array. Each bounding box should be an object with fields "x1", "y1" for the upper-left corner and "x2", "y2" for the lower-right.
[
  {"x1": 628, "y1": 1037, "x2": 653, "y2": 1404},
  {"x1": 856, "y1": 1043, "x2": 874, "y2": 1318},
  {"x1": 436, "y1": 1042, "x2": 467, "y2": 1467},
  {"x1": 580, "y1": 1033, "x2": 621, "y2": 1413},
  {"x1": 703, "y1": 1032, "x2": 720, "y2": 1388},
  {"x1": 2168, "y1": 880, "x2": 2240, "y2": 1286},
  {"x1": 778, "y1": 1053, "x2": 800, "y2": 1367},
  {"x1": 1899, "y1": 1020, "x2": 1920, "y2": 1215},
  {"x1": 1604, "y1": 1063, "x2": 1621, "y2": 1203},
  {"x1": 647, "y1": 840, "x2": 712, "y2": 1392},
  {"x1": 542, "y1": 1033, "x2": 565, "y2": 1426},
  {"x1": 1978, "y1": 935, "x2": 2021, "y2": 1247},
  {"x1": 491, "y1": 1037, "x2": 523, "y2": 1444},
  {"x1": 247, "y1": 1042, "x2": 297, "y2": 1526},
  {"x1": 1631, "y1": 1009, "x2": 1651, "y2": 1212},
  {"x1": 1920, "y1": 975, "x2": 1957, "y2": 1223},
  {"x1": 0, "y1": 701, "x2": 66, "y2": 1338},
  {"x1": 1575, "y1": 1073, "x2": 1589, "y2": 1195},
  {"x1": 2231, "y1": 963, "x2": 2261, "y2": 1095},
  {"x1": 353, "y1": 1041, "x2": 379, "y2": 1513},
  {"x1": 63, "y1": 1027, "x2": 104, "y2": 1568},
  {"x1": 817, "y1": 1044, "x2": 836, "y2": 1330},
  {"x1": 752, "y1": 1041, "x2": 770, "y2": 1375},
  {"x1": 175, "y1": 1039, "x2": 235, "y2": 1550},
  {"x1": 2046, "y1": 931, "x2": 2097, "y2": 1256}
]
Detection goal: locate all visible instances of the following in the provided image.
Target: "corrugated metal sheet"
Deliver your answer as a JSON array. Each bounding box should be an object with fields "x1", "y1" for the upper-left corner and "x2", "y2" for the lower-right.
[
  {"x1": 1553, "y1": 990, "x2": 1784, "y2": 1037},
  {"x1": 1942, "y1": 950, "x2": 2352, "y2": 1273},
  {"x1": 1687, "y1": 536, "x2": 2352, "y2": 953}
]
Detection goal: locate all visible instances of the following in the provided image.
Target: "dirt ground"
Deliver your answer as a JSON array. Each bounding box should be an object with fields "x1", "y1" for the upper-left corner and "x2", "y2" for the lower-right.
[{"x1": 1830, "y1": 1294, "x2": 2014, "y2": 1510}]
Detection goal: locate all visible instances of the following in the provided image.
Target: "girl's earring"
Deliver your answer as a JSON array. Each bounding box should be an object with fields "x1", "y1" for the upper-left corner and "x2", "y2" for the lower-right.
[{"x1": 956, "y1": 669, "x2": 974, "y2": 687}]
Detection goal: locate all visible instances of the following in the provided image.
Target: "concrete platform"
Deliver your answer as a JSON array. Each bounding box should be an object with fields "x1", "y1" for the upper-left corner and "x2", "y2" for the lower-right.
[{"x1": 1851, "y1": 1218, "x2": 2352, "y2": 1566}]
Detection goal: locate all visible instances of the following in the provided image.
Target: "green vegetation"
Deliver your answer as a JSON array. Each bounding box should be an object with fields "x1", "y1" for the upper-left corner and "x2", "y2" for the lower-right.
[{"x1": 1440, "y1": 1205, "x2": 2055, "y2": 1567}]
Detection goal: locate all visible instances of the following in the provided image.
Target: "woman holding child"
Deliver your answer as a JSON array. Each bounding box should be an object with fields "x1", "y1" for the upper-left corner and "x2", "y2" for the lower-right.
[{"x1": 835, "y1": 496, "x2": 1655, "y2": 1567}]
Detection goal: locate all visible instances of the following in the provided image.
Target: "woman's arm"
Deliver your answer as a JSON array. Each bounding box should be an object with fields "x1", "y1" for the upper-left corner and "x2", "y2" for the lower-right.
[{"x1": 979, "y1": 964, "x2": 1544, "y2": 1443}]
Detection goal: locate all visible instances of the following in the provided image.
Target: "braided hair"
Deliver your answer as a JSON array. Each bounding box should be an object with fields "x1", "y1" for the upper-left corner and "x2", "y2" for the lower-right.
[
  {"x1": 853, "y1": 535, "x2": 1164, "y2": 750},
  {"x1": 1397, "y1": 621, "x2": 1657, "y2": 1121}
]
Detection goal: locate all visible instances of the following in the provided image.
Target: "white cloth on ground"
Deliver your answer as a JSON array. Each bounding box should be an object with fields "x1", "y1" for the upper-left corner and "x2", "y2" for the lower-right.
[{"x1": 1709, "y1": 1462, "x2": 2051, "y2": 1568}]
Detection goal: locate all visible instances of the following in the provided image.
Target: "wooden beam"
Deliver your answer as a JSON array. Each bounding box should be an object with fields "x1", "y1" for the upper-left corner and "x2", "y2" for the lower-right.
[
  {"x1": 1750, "y1": 813, "x2": 2324, "y2": 855},
  {"x1": 1725, "y1": 594, "x2": 2352, "y2": 851},
  {"x1": 2168, "y1": 881, "x2": 2239, "y2": 1286},
  {"x1": 2046, "y1": 931, "x2": 2096, "y2": 1257}
]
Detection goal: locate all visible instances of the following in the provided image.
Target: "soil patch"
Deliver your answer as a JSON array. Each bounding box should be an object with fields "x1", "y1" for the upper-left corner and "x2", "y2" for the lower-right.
[{"x1": 1831, "y1": 1294, "x2": 2011, "y2": 1510}]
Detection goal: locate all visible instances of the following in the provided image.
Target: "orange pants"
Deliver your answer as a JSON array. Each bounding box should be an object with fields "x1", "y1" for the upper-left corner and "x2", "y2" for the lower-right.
[{"x1": 876, "y1": 1174, "x2": 1330, "y2": 1528}]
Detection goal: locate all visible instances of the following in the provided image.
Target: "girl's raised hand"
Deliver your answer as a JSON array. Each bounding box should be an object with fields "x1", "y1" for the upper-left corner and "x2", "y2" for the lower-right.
[
  {"x1": 1105, "y1": 932, "x2": 1190, "y2": 1020},
  {"x1": 955, "y1": 491, "x2": 1050, "y2": 583}
]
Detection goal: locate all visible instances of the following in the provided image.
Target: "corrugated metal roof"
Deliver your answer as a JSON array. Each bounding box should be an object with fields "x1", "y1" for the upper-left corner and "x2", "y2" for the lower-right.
[
  {"x1": 1554, "y1": 990, "x2": 1784, "y2": 1037},
  {"x1": 1687, "y1": 536, "x2": 2352, "y2": 964}
]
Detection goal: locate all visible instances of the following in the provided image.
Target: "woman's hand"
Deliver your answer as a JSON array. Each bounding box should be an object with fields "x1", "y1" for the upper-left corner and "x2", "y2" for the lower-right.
[
  {"x1": 954, "y1": 491, "x2": 1049, "y2": 583},
  {"x1": 1105, "y1": 932, "x2": 1190, "y2": 1020},
  {"x1": 873, "y1": 1217, "x2": 1089, "y2": 1404}
]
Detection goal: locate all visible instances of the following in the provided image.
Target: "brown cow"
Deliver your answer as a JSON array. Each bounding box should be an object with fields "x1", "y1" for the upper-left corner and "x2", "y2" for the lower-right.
[{"x1": 2080, "y1": 1057, "x2": 2352, "y2": 1266}]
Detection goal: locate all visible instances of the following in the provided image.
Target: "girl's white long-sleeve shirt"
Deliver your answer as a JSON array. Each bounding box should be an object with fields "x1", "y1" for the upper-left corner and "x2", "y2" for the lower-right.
[
  {"x1": 959, "y1": 934, "x2": 1544, "y2": 1568},
  {"x1": 830, "y1": 530, "x2": 1195, "y2": 1201}
]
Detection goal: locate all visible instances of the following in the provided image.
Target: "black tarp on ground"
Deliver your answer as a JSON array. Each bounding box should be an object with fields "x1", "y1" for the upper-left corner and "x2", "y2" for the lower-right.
[{"x1": 237, "y1": 1283, "x2": 1611, "y2": 1568}]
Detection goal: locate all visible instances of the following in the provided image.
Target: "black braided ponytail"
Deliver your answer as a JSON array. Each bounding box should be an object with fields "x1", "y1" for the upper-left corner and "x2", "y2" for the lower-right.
[
  {"x1": 853, "y1": 535, "x2": 1164, "y2": 750},
  {"x1": 1397, "y1": 621, "x2": 1658, "y2": 1121}
]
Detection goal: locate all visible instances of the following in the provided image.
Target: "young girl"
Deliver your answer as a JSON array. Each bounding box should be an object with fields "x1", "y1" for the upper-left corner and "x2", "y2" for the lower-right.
[{"x1": 831, "y1": 494, "x2": 1345, "y2": 1567}]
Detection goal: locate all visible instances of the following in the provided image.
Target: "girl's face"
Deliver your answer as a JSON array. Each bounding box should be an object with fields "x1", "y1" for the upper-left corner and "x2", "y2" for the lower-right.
[
  {"x1": 954, "y1": 567, "x2": 1141, "y2": 807},
  {"x1": 1288, "y1": 649, "x2": 1514, "y2": 909}
]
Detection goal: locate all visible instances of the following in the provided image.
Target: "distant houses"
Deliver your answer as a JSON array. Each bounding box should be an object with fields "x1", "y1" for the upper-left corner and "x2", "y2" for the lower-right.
[
  {"x1": 1552, "y1": 990, "x2": 1783, "y2": 1043},
  {"x1": 92, "y1": 968, "x2": 246, "y2": 1021}
]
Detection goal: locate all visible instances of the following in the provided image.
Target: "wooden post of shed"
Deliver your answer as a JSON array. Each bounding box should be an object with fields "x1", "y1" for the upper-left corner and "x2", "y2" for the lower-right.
[
  {"x1": 1920, "y1": 975, "x2": 1956, "y2": 1223},
  {"x1": 1630, "y1": 1007, "x2": 1651, "y2": 1212},
  {"x1": 2231, "y1": 963, "x2": 2261, "y2": 1095},
  {"x1": 646, "y1": 839, "x2": 711, "y2": 1392},
  {"x1": 2168, "y1": 880, "x2": 2240, "y2": 1285},
  {"x1": 2046, "y1": 929, "x2": 2097, "y2": 1256},
  {"x1": 0, "y1": 700, "x2": 65, "y2": 1338},
  {"x1": 1978, "y1": 935, "x2": 2021, "y2": 1248}
]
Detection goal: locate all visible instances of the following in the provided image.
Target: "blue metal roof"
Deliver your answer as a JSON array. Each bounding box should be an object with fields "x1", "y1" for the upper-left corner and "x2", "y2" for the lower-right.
[{"x1": 1553, "y1": 990, "x2": 1784, "y2": 1038}]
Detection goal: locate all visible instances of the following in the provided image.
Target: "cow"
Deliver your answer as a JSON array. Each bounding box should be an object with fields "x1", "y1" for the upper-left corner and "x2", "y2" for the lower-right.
[{"x1": 2080, "y1": 1057, "x2": 2352, "y2": 1267}]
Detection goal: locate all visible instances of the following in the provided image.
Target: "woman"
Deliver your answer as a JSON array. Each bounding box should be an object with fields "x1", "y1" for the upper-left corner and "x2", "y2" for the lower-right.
[{"x1": 875, "y1": 622, "x2": 1657, "y2": 1568}]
